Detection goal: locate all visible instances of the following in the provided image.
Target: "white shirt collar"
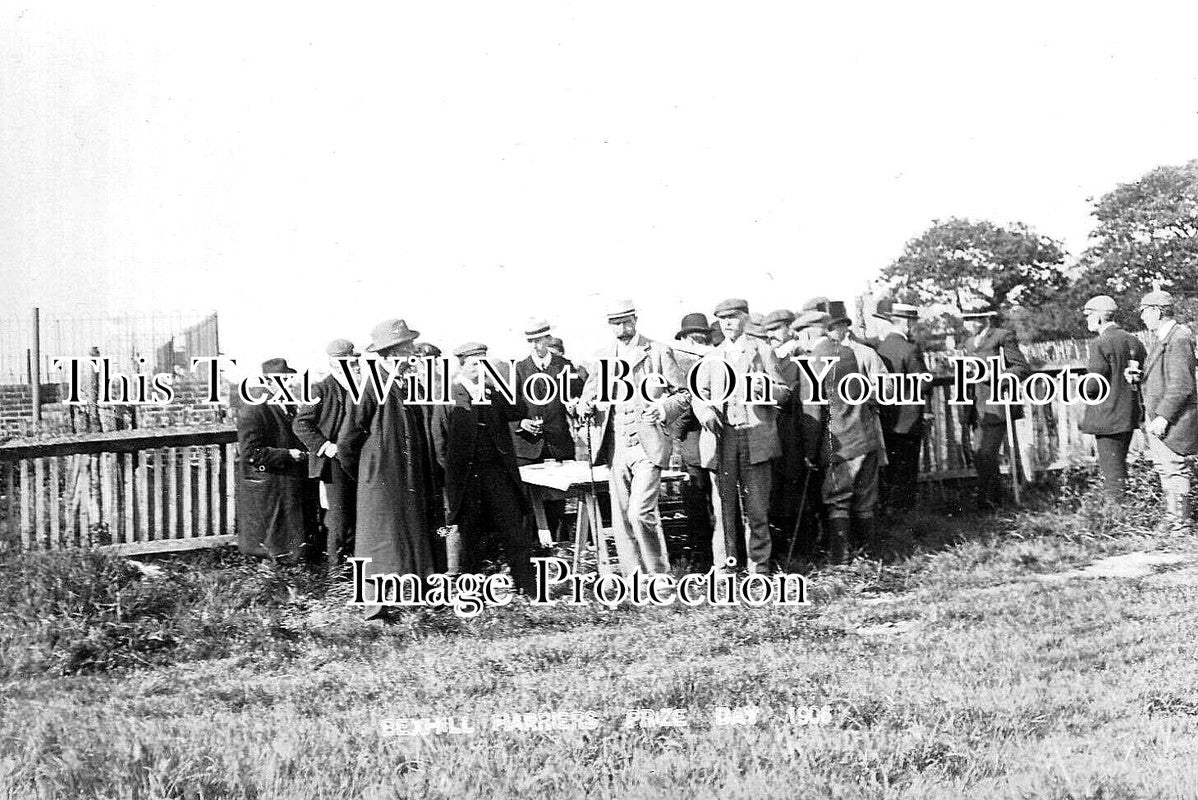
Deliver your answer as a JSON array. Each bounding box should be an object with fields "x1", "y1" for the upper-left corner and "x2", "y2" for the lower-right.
[{"x1": 532, "y1": 352, "x2": 552, "y2": 370}]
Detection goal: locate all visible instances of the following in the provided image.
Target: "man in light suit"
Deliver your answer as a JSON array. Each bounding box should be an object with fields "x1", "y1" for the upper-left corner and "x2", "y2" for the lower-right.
[
  {"x1": 1132, "y1": 290, "x2": 1197, "y2": 533},
  {"x1": 692, "y1": 299, "x2": 792, "y2": 574},
  {"x1": 1078, "y1": 295, "x2": 1146, "y2": 502},
  {"x1": 959, "y1": 306, "x2": 1031, "y2": 511},
  {"x1": 577, "y1": 300, "x2": 691, "y2": 576}
]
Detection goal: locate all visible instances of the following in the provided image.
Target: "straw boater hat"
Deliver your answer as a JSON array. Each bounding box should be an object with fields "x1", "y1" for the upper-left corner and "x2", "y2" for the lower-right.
[
  {"x1": 873, "y1": 298, "x2": 918, "y2": 321},
  {"x1": 524, "y1": 319, "x2": 553, "y2": 340},
  {"x1": 606, "y1": 299, "x2": 636, "y2": 322},
  {"x1": 959, "y1": 304, "x2": 997, "y2": 320}
]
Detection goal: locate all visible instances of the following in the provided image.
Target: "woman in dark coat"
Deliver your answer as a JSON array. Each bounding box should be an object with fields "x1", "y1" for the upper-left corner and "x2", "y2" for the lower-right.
[
  {"x1": 337, "y1": 318, "x2": 440, "y2": 619},
  {"x1": 236, "y1": 358, "x2": 318, "y2": 562}
]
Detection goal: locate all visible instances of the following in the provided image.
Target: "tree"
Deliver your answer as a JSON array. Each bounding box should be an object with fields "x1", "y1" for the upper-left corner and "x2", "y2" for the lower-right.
[
  {"x1": 881, "y1": 218, "x2": 1072, "y2": 312},
  {"x1": 1075, "y1": 159, "x2": 1198, "y2": 314}
]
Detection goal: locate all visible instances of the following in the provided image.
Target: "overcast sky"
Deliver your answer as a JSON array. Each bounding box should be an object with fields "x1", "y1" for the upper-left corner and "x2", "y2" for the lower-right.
[{"x1": 2, "y1": 2, "x2": 1197, "y2": 376}]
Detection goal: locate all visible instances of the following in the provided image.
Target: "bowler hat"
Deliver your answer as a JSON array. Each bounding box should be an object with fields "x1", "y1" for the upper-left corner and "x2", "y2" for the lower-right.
[
  {"x1": 1139, "y1": 290, "x2": 1174, "y2": 309},
  {"x1": 675, "y1": 312, "x2": 711, "y2": 340},
  {"x1": 606, "y1": 299, "x2": 636, "y2": 322},
  {"x1": 325, "y1": 338, "x2": 360, "y2": 358},
  {"x1": 365, "y1": 318, "x2": 420, "y2": 352},
  {"x1": 713, "y1": 298, "x2": 750, "y2": 318},
  {"x1": 261, "y1": 357, "x2": 297, "y2": 374},
  {"x1": 453, "y1": 342, "x2": 488, "y2": 359},
  {"x1": 763, "y1": 309, "x2": 795, "y2": 330},
  {"x1": 524, "y1": 319, "x2": 553, "y2": 340}
]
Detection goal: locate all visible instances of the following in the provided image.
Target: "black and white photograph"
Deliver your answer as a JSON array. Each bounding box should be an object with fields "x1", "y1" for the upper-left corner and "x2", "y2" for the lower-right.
[{"x1": 2, "y1": 3, "x2": 1198, "y2": 798}]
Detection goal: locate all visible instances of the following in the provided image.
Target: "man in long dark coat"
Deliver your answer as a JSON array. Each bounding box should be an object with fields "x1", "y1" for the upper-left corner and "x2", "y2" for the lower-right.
[
  {"x1": 237, "y1": 358, "x2": 318, "y2": 563},
  {"x1": 338, "y1": 318, "x2": 439, "y2": 620},
  {"x1": 432, "y1": 343, "x2": 538, "y2": 595},
  {"x1": 1078, "y1": 295, "x2": 1147, "y2": 501},
  {"x1": 292, "y1": 338, "x2": 359, "y2": 567}
]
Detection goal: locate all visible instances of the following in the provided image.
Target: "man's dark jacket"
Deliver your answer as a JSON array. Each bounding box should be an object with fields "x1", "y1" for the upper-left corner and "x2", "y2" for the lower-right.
[
  {"x1": 292, "y1": 374, "x2": 350, "y2": 480},
  {"x1": 236, "y1": 403, "x2": 315, "y2": 557},
  {"x1": 1141, "y1": 322, "x2": 1198, "y2": 455},
  {"x1": 1078, "y1": 323, "x2": 1147, "y2": 437},
  {"x1": 959, "y1": 326, "x2": 1031, "y2": 426},
  {"x1": 432, "y1": 380, "x2": 531, "y2": 525},
  {"x1": 875, "y1": 332, "x2": 929, "y2": 435},
  {"x1": 509, "y1": 353, "x2": 580, "y2": 463}
]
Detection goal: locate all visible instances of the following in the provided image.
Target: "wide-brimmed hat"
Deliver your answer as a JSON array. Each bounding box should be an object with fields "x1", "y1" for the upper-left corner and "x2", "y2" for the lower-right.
[
  {"x1": 365, "y1": 318, "x2": 420, "y2": 352},
  {"x1": 675, "y1": 312, "x2": 711, "y2": 340},
  {"x1": 261, "y1": 357, "x2": 297, "y2": 374}
]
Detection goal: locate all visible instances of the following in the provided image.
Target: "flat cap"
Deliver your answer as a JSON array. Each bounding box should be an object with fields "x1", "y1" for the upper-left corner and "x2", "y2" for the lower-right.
[
  {"x1": 524, "y1": 318, "x2": 553, "y2": 339},
  {"x1": 453, "y1": 342, "x2": 488, "y2": 359},
  {"x1": 713, "y1": 298, "x2": 750, "y2": 318},
  {"x1": 325, "y1": 338, "x2": 360, "y2": 358},
  {"x1": 1082, "y1": 295, "x2": 1118, "y2": 314},
  {"x1": 606, "y1": 299, "x2": 636, "y2": 322},
  {"x1": 790, "y1": 310, "x2": 832, "y2": 332},
  {"x1": 763, "y1": 309, "x2": 795, "y2": 330},
  {"x1": 1139, "y1": 290, "x2": 1174, "y2": 308},
  {"x1": 801, "y1": 296, "x2": 830, "y2": 313}
]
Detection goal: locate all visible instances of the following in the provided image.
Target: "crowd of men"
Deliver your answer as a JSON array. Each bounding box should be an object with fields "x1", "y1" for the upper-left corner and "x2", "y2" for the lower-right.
[{"x1": 234, "y1": 289, "x2": 1197, "y2": 618}]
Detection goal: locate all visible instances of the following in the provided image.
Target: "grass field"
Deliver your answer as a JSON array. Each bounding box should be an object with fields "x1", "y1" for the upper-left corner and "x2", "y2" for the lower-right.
[{"x1": 3, "y1": 463, "x2": 1198, "y2": 799}]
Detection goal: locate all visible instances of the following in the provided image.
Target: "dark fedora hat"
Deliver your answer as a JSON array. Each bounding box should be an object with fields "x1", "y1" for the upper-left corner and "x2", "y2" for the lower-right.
[
  {"x1": 365, "y1": 318, "x2": 420, "y2": 352},
  {"x1": 261, "y1": 357, "x2": 297, "y2": 374},
  {"x1": 675, "y1": 312, "x2": 711, "y2": 340}
]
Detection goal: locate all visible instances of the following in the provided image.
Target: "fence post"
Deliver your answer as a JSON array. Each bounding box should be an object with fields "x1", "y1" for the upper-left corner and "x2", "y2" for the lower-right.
[{"x1": 31, "y1": 307, "x2": 41, "y2": 431}]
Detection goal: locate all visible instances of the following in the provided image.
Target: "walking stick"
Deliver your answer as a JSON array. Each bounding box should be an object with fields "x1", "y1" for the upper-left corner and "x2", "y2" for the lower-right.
[
  {"x1": 784, "y1": 465, "x2": 814, "y2": 573},
  {"x1": 999, "y1": 350, "x2": 1022, "y2": 507}
]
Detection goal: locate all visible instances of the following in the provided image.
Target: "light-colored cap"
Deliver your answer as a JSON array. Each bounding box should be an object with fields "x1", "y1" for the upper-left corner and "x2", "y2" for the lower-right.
[
  {"x1": 1139, "y1": 290, "x2": 1174, "y2": 308},
  {"x1": 1082, "y1": 295, "x2": 1118, "y2": 314}
]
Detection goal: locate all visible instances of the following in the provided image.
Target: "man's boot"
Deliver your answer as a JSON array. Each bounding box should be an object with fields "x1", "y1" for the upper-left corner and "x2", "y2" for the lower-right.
[
  {"x1": 857, "y1": 516, "x2": 881, "y2": 558},
  {"x1": 827, "y1": 516, "x2": 850, "y2": 565}
]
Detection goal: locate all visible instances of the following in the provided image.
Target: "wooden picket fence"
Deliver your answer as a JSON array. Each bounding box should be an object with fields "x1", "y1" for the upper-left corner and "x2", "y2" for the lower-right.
[
  {"x1": 0, "y1": 427, "x2": 237, "y2": 555},
  {"x1": 0, "y1": 363, "x2": 1103, "y2": 554}
]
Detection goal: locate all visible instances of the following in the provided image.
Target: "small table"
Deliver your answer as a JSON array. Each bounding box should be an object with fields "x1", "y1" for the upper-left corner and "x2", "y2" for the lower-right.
[{"x1": 519, "y1": 460, "x2": 686, "y2": 575}]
